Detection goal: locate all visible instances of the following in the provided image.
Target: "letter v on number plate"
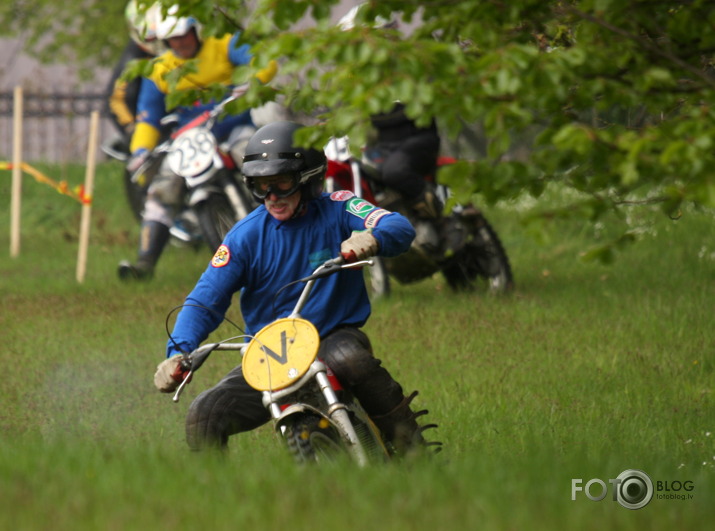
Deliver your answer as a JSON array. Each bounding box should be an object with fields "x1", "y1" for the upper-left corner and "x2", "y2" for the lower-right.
[{"x1": 260, "y1": 331, "x2": 288, "y2": 364}]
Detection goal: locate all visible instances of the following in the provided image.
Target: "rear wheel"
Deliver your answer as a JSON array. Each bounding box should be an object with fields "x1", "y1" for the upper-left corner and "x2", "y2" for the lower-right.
[
  {"x1": 442, "y1": 211, "x2": 513, "y2": 293},
  {"x1": 349, "y1": 408, "x2": 391, "y2": 462},
  {"x1": 364, "y1": 257, "x2": 390, "y2": 299},
  {"x1": 284, "y1": 414, "x2": 345, "y2": 464}
]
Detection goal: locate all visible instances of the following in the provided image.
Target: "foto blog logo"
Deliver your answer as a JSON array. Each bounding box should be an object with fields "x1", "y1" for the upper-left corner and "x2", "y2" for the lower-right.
[{"x1": 571, "y1": 469, "x2": 654, "y2": 510}]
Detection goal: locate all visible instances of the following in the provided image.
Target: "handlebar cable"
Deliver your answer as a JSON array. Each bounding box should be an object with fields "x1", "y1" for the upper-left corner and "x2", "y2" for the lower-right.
[
  {"x1": 165, "y1": 303, "x2": 246, "y2": 354},
  {"x1": 269, "y1": 259, "x2": 344, "y2": 320},
  {"x1": 270, "y1": 278, "x2": 305, "y2": 321}
]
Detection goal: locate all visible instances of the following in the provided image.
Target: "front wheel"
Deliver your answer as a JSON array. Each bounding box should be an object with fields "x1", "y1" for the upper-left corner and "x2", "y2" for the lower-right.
[
  {"x1": 193, "y1": 179, "x2": 256, "y2": 251},
  {"x1": 284, "y1": 414, "x2": 346, "y2": 464}
]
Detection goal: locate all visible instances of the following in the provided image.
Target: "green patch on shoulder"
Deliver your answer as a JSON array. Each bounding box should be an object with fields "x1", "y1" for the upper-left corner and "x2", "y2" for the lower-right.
[{"x1": 345, "y1": 197, "x2": 375, "y2": 219}]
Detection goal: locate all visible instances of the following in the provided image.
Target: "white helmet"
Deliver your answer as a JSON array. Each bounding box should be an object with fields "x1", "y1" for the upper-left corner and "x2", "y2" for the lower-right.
[
  {"x1": 125, "y1": 1, "x2": 164, "y2": 55},
  {"x1": 337, "y1": 3, "x2": 398, "y2": 31},
  {"x1": 156, "y1": 4, "x2": 203, "y2": 41}
]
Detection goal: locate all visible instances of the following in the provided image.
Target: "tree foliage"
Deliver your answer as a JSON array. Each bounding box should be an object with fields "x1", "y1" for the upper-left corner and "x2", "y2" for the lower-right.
[
  {"x1": 1, "y1": 0, "x2": 126, "y2": 78},
  {"x1": 7, "y1": 0, "x2": 715, "y2": 259}
]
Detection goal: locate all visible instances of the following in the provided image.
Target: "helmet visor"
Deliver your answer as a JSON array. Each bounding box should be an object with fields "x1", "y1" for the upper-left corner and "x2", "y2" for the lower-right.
[{"x1": 250, "y1": 173, "x2": 300, "y2": 199}]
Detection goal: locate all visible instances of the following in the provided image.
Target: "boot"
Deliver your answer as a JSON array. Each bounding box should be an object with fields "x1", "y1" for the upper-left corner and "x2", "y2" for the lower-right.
[
  {"x1": 407, "y1": 187, "x2": 443, "y2": 221},
  {"x1": 118, "y1": 221, "x2": 170, "y2": 281},
  {"x1": 370, "y1": 391, "x2": 442, "y2": 458},
  {"x1": 405, "y1": 188, "x2": 443, "y2": 255}
]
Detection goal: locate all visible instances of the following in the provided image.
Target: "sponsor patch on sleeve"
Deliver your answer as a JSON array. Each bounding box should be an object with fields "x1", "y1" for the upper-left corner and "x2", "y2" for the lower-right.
[
  {"x1": 364, "y1": 208, "x2": 391, "y2": 229},
  {"x1": 330, "y1": 190, "x2": 355, "y2": 201},
  {"x1": 345, "y1": 197, "x2": 376, "y2": 219},
  {"x1": 211, "y1": 244, "x2": 231, "y2": 268}
]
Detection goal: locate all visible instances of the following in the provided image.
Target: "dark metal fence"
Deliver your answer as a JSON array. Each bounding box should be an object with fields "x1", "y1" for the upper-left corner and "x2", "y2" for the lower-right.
[{"x1": 0, "y1": 91, "x2": 117, "y2": 163}]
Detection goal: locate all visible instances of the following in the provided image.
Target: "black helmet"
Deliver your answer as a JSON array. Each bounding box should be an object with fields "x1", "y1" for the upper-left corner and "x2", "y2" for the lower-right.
[{"x1": 242, "y1": 121, "x2": 326, "y2": 201}]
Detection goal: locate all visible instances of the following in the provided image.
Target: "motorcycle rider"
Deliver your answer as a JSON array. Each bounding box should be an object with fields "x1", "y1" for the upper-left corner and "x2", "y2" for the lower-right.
[
  {"x1": 104, "y1": 1, "x2": 165, "y2": 159},
  {"x1": 153, "y1": 121, "x2": 440, "y2": 457},
  {"x1": 118, "y1": 4, "x2": 278, "y2": 281},
  {"x1": 368, "y1": 101, "x2": 443, "y2": 221},
  {"x1": 338, "y1": 4, "x2": 443, "y2": 223}
]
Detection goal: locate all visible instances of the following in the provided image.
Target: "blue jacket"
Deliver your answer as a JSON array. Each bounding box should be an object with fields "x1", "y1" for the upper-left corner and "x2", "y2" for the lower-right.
[{"x1": 166, "y1": 191, "x2": 415, "y2": 357}]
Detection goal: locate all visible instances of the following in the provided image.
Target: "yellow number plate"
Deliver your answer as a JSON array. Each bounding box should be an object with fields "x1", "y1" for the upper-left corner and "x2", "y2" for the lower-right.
[{"x1": 243, "y1": 318, "x2": 320, "y2": 391}]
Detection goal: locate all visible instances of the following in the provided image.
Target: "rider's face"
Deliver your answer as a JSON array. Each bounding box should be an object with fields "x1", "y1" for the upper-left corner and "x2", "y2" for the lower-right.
[
  {"x1": 167, "y1": 31, "x2": 199, "y2": 59},
  {"x1": 265, "y1": 189, "x2": 302, "y2": 221}
]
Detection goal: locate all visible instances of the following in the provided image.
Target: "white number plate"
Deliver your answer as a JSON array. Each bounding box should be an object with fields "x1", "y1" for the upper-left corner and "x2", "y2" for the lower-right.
[{"x1": 167, "y1": 127, "x2": 217, "y2": 178}]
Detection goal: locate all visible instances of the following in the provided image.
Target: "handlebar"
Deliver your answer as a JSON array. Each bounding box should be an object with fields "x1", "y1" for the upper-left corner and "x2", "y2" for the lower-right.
[
  {"x1": 288, "y1": 256, "x2": 373, "y2": 318},
  {"x1": 130, "y1": 85, "x2": 251, "y2": 183},
  {"x1": 172, "y1": 340, "x2": 248, "y2": 402},
  {"x1": 169, "y1": 83, "x2": 250, "y2": 139},
  {"x1": 172, "y1": 256, "x2": 374, "y2": 402}
]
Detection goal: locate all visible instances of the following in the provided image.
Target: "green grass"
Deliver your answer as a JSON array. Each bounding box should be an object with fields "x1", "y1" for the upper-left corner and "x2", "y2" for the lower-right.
[{"x1": 1, "y1": 162, "x2": 713, "y2": 529}]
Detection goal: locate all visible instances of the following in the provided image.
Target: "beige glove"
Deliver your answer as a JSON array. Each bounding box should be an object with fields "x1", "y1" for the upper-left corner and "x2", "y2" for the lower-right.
[
  {"x1": 154, "y1": 355, "x2": 190, "y2": 393},
  {"x1": 340, "y1": 230, "x2": 379, "y2": 261}
]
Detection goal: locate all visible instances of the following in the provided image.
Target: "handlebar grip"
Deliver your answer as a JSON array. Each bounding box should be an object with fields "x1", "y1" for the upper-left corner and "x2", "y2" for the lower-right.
[{"x1": 340, "y1": 250, "x2": 357, "y2": 263}]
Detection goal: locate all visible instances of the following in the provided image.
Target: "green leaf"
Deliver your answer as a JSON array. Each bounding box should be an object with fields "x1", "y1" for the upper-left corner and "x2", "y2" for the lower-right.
[{"x1": 12, "y1": 0, "x2": 715, "y2": 265}]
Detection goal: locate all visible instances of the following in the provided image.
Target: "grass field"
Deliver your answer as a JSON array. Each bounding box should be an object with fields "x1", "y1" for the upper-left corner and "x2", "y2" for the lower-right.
[{"x1": 1, "y1": 161, "x2": 713, "y2": 530}]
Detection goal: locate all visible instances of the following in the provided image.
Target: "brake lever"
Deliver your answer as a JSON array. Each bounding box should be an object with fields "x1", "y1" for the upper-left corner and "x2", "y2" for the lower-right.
[
  {"x1": 342, "y1": 258, "x2": 374, "y2": 269},
  {"x1": 171, "y1": 354, "x2": 194, "y2": 403},
  {"x1": 172, "y1": 370, "x2": 193, "y2": 403}
]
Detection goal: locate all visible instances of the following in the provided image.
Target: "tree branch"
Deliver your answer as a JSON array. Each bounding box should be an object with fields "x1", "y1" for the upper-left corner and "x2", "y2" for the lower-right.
[{"x1": 565, "y1": 6, "x2": 715, "y2": 89}]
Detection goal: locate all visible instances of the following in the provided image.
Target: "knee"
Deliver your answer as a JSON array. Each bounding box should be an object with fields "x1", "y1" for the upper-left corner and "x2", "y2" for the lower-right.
[
  {"x1": 185, "y1": 389, "x2": 227, "y2": 451},
  {"x1": 320, "y1": 328, "x2": 378, "y2": 387},
  {"x1": 184, "y1": 369, "x2": 270, "y2": 451},
  {"x1": 381, "y1": 157, "x2": 423, "y2": 197},
  {"x1": 142, "y1": 197, "x2": 173, "y2": 227},
  {"x1": 381, "y1": 156, "x2": 410, "y2": 185},
  {"x1": 149, "y1": 171, "x2": 185, "y2": 208}
]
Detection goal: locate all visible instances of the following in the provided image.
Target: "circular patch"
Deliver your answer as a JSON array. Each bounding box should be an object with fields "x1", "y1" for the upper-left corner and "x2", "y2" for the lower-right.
[
  {"x1": 211, "y1": 244, "x2": 230, "y2": 267},
  {"x1": 330, "y1": 190, "x2": 355, "y2": 201}
]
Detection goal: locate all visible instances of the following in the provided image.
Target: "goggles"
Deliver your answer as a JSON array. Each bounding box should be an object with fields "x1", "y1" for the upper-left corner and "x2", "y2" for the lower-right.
[{"x1": 250, "y1": 173, "x2": 301, "y2": 199}]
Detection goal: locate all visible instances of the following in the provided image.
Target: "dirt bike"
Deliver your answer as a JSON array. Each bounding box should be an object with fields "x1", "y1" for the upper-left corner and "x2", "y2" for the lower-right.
[
  {"x1": 102, "y1": 88, "x2": 258, "y2": 251},
  {"x1": 324, "y1": 137, "x2": 514, "y2": 297},
  {"x1": 171, "y1": 257, "x2": 393, "y2": 466}
]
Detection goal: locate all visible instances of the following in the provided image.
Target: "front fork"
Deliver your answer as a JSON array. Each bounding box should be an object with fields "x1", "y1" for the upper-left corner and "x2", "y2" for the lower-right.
[
  {"x1": 264, "y1": 361, "x2": 370, "y2": 466},
  {"x1": 185, "y1": 171, "x2": 249, "y2": 216},
  {"x1": 221, "y1": 178, "x2": 251, "y2": 220}
]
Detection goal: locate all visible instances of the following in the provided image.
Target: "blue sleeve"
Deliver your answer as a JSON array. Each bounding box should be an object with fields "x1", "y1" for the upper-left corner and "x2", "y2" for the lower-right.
[
  {"x1": 166, "y1": 285, "x2": 230, "y2": 357},
  {"x1": 135, "y1": 78, "x2": 166, "y2": 129},
  {"x1": 339, "y1": 196, "x2": 415, "y2": 257},
  {"x1": 228, "y1": 32, "x2": 253, "y2": 66},
  {"x1": 368, "y1": 211, "x2": 415, "y2": 257},
  {"x1": 165, "y1": 249, "x2": 245, "y2": 357}
]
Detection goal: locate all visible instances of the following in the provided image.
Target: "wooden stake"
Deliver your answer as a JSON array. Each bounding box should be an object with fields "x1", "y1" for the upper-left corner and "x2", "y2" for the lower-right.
[
  {"x1": 76, "y1": 110, "x2": 100, "y2": 283},
  {"x1": 10, "y1": 86, "x2": 23, "y2": 257}
]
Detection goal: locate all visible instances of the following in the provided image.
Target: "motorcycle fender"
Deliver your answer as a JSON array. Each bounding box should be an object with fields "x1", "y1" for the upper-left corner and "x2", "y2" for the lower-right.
[
  {"x1": 274, "y1": 399, "x2": 374, "y2": 465},
  {"x1": 186, "y1": 185, "x2": 221, "y2": 207},
  {"x1": 273, "y1": 404, "x2": 335, "y2": 433}
]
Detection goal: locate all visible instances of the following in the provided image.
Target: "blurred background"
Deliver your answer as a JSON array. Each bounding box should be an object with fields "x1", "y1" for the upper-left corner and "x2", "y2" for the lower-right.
[{"x1": 0, "y1": 0, "x2": 367, "y2": 163}]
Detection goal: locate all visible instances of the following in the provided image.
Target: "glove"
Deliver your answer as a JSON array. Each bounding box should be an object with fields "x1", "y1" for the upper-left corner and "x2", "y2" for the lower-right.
[
  {"x1": 340, "y1": 230, "x2": 378, "y2": 262},
  {"x1": 127, "y1": 149, "x2": 149, "y2": 174},
  {"x1": 154, "y1": 355, "x2": 191, "y2": 393}
]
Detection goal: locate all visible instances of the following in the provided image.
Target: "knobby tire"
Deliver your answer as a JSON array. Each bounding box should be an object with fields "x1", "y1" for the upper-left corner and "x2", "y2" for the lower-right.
[
  {"x1": 443, "y1": 213, "x2": 514, "y2": 293},
  {"x1": 284, "y1": 414, "x2": 345, "y2": 464}
]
